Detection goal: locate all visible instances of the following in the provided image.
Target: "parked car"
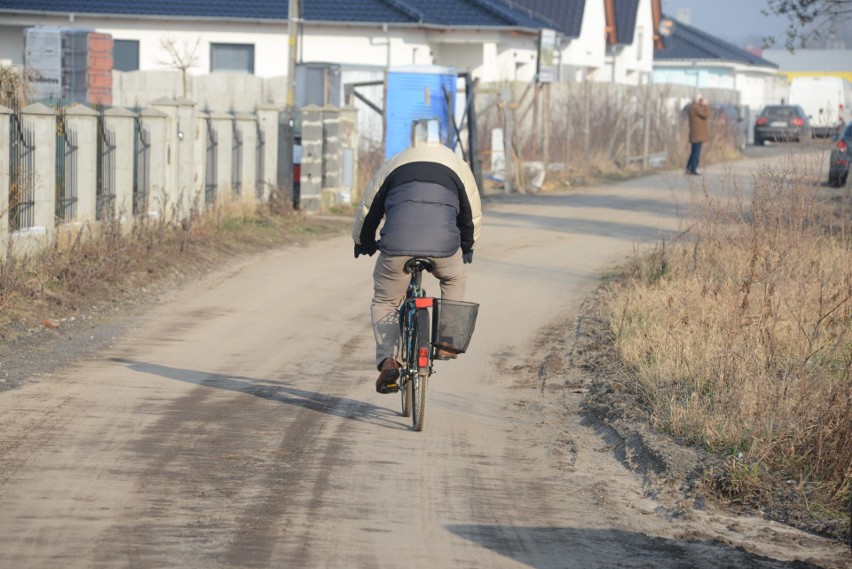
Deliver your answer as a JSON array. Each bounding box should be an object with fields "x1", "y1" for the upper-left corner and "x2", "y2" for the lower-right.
[
  {"x1": 827, "y1": 121, "x2": 852, "y2": 187},
  {"x1": 753, "y1": 105, "x2": 812, "y2": 145},
  {"x1": 789, "y1": 76, "x2": 852, "y2": 138}
]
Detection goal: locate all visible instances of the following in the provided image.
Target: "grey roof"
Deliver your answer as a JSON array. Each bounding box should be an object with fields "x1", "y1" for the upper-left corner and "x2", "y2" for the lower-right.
[
  {"x1": 656, "y1": 16, "x2": 779, "y2": 68},
  {"x1": 503, "y1": 0, "x2": 585, "y2": 38},
  {"x1": 0, "y1": 0, "x2": 552, "y2": 28},
  {"x1": 613, "y1": 0, "x2": 639, "y2": 45}
]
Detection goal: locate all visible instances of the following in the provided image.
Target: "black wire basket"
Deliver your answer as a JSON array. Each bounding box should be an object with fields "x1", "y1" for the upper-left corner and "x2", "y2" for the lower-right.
[{"x1": 431, "y1": 299, "x2": 480, "y2": 355}]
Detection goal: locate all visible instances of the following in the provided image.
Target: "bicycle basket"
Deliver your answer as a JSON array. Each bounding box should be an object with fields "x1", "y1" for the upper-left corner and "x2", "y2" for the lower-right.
[{"x1": 431, "y1": 299, "x2": 479, "y2": 355}]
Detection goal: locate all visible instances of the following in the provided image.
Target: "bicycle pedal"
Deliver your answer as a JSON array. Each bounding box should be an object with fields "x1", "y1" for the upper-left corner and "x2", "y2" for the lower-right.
[{"x1": 378, "y1": 382, "x2": 399, "y2": 394}]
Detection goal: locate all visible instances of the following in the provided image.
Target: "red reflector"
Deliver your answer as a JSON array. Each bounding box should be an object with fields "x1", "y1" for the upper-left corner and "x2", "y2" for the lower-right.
[
  {"x1": 755, "y1": 117, "x2": 768, "y2": 126},
  {"x1": 414, "y1": 298, "x2": 433, "y2": 308},
  {"x1": 838, "y1": 140, "x2": 848, "y2": 152},
  {"x1": 418, "y1": 348, "x2": 429, "y2": 367},
  {"x1": 837, "y1": 159, "x2": 849, "y2": 166},
  {"x1": 792, "y1": 118, "x2": 804, "y2": 126}
]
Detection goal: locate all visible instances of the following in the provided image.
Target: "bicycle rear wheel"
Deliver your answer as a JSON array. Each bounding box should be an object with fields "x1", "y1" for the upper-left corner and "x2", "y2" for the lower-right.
[
  {"x1": 400, "y1": 375, "x2": 412, "y2": 417},
  {"x1": 411, "y1": 375, "x2": 428, "y2": 431},
  {"x1": 411, "y1": 307, "x2": 431, "y2": 431}
]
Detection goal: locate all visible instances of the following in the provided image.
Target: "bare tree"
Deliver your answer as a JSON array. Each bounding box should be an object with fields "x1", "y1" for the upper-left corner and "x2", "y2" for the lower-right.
[
  {"x1": 157, "y1": 34, "x2": 202, "y2": 97},
  {"x1": 764, "y1": 0, "x2": 852, "y2": 49},
  {"x1": 0, "y1": 65, "x2": 35, "y2": 108}
]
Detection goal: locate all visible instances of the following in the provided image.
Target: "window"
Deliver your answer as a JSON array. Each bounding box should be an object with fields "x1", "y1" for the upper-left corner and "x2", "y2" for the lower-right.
[
  {"x1": 210, "y1": 43, "x2": 254, "y2": 74},
  {"x1": 113, "y1": 39, "x2": 139, "y2": 71}
]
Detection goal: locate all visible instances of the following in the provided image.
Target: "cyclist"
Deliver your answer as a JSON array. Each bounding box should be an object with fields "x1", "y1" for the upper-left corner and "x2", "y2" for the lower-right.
[{"x1": 353, "y1": 119, "x2": 482, "y2": 394}]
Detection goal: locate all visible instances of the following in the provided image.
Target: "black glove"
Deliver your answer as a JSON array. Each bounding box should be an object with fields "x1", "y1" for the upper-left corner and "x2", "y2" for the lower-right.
[
  {"x1": 462, "y1": 250, "x2": 474, "y2": 264},
  {"x1": 354, "y1": 241, "x2": 379, "y2": 258}
]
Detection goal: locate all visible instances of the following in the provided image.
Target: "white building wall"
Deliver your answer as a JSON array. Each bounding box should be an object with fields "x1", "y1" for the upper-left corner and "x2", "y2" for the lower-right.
[
  {"x1": 561, "y1": 0, "x2": 607, "y2": 80},
  {"x1": 610, "y1": 0, "x2": 655, "y2": 85},
  {"x1": 0, "y1": 13, "x2": 290, "y2": 78}
]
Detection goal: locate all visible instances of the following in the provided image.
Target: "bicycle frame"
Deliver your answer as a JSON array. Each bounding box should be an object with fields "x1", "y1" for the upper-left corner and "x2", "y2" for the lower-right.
[
  {"x1": 399, "y1": 261, "x2": 433, "y2": 378},
  {"x1": 398, "y1": 258, "x2": 434, "y2": 430}
]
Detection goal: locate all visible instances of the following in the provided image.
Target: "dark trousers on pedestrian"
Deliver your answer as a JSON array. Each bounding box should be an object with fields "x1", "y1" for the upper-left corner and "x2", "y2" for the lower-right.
[{"x1": 686, "y1": 142, "x2": 702, "y2": 174}]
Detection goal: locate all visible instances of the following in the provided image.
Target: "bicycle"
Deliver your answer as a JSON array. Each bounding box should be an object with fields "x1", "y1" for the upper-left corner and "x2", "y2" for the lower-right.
[
  {"x1": 396, "y1": 257, "x2": 479, "y2": 432},
  {"x1": 398, "y1": 258, "x2": 434, "y2": 431}
]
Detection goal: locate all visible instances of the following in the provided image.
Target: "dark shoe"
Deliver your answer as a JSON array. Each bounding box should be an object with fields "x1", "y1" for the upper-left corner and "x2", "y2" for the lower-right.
[
  {"x1": 434, "y1": 347, "x2": 458, "y2": 360},
  {"x1": 375, "y1": 358, "x2": 401, "y2": 394}
]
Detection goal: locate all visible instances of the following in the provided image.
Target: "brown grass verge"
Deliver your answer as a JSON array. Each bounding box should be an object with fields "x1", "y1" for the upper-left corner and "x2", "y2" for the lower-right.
[
  {"x1": 601, "y1": 157, "x2": 851, "y2": 537},
  {"x1": 0, "y1": 189, "x2": 351, "y2": 344}
]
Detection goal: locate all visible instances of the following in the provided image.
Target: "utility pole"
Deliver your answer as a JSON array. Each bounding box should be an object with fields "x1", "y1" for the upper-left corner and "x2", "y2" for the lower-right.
[{"x1": 280, "y1": 0, "x2": 299, "y2": 207}]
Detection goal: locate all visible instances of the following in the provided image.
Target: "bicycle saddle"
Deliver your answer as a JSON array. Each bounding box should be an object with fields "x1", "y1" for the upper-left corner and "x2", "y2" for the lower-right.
[{"x1": 403, "y1": 258, "x2": 434, "y2": 274}]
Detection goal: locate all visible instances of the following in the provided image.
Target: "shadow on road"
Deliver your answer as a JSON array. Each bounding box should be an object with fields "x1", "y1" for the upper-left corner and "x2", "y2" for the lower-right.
[
  {"x1": 445, "y1": 524, "x2": 822, "y2": 569},
  {"x1": 109, "y1": 357, "x2": 409, "y2": 431}
]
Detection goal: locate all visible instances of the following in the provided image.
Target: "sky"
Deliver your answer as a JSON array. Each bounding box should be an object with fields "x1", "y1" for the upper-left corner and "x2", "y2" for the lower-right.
[{"x1": 661, "y1": 0, "x2": 792, "y2": 48}]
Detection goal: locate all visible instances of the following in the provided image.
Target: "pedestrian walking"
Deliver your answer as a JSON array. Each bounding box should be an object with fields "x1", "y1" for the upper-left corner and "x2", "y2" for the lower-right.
[{"x1": 686, "y1": 94, "x2": 709, "y2": 175}]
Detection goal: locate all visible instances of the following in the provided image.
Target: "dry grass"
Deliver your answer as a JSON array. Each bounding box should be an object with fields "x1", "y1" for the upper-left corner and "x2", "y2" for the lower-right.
[
  {"x1": 603, "y1": 157, "x2": 851, "y2": 516},
  {"x1": 0, "y1": 189, "x2": 350, "y2": 342}
]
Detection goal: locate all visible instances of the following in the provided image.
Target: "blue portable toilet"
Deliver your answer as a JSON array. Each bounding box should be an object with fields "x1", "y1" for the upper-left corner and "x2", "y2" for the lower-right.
[{"x1": 385, "y1": 65, "x2": 457, "y2": 159}]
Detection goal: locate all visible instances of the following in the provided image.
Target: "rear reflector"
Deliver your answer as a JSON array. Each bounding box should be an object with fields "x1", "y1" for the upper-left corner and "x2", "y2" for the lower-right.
[
  {"x1": 755, "y1": 117, "x2": 768, "y2": 126},
  {"x1": 414, "y1": 298, "x2": 433, "y2": 308},
  {"x1": 418, "y1": 348, "x2": 429, "y2": 367},
  {"x1": 838, "y1": 140, "x2": 848, "y2": 153},
  {"x1": 792, "y1": 118, "x2": 804, "y2": 126}
]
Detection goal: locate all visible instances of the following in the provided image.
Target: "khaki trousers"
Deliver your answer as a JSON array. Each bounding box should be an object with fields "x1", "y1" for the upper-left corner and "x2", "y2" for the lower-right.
[{"x1": 371, "y1": 250, "x2": 466, "y2": 369}]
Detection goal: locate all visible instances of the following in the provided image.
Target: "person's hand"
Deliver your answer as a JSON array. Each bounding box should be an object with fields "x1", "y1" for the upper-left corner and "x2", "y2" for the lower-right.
[
  {"x1": 354, "y1": 241, "x2": 378, "y2": 258},
  {"x1": 462, "y1": 250, "x2": 474, "y2": 264}
]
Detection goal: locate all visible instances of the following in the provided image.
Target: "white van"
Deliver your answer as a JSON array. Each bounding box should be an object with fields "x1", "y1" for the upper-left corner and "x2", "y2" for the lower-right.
[{"x1": 788, "y1": 76, "x2": 852, "y2": 137}]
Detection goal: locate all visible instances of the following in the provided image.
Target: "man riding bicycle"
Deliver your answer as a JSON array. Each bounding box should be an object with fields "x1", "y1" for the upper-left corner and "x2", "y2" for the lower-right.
[{"x1": 353, "y1": 119, "x2": 482, "y2": 394}]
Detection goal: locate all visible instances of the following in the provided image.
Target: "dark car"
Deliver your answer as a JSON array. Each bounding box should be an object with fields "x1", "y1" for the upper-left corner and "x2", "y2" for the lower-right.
[
  {"x1": 828, "y1": 122, "x2": 851, "y2": 187},
  {"x1": 754, "y1": 104, "x2": 811, "y2": 145}
]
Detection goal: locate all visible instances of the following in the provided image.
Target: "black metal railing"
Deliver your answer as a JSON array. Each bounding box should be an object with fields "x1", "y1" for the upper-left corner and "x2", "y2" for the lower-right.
[
  {"x1": 9, "y1": 109, "x2": 36, "y2": 231},
  {"x1": 231, "y1": 119, "x2": 243, "y2": 197},
  {"x1": 96, "y1": 113, "x2": 116, "y2": 220},
  {"x1": 55, "y1": 110, "x2": 78, "y2": 223},
  {"x1": 133, "y1": 115, "x2": 150, "y2": 216},
  {"x1": 255, "y1": 121, "x2": 265, "y2": 200},
  {"x1": 205, "y1": 117, "x2": 218, "y2": 207}
]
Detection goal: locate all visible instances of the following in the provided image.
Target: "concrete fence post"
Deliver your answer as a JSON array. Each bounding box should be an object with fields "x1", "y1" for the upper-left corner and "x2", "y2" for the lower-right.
[
  {"x1": 22, "y1": 103, "x2": 57, "y2": 239},
  {"x1": 320, "y1": 105, "x2": 341, "y2": 210},
  {"x1": 176, "y1": 99, "x2": 197, "y2": 218},
  {"x1": 103, "y1": 107, "x2": 136, "y2": 224},
  {"x1": 235, "y1": 112, "x2": 257, "y2": 205},
  {"x1": 339, "y1": 106, "x2": 359, "y2": 204},
  {"x1": 150, "y1": 98, "x2": 182, "y2": 222},
  {"x1": 255, "y1": 104, "x2": 280, "y2": 201},
  {"x1": 138, "y1": 107, "x2": 168, "y2": 218},
  {"x1": 209, "y1": 111, "x2": 233, "y2": 204},
  {"x1": 299, "y1": 104, "x2": 323, "y2": 212}
]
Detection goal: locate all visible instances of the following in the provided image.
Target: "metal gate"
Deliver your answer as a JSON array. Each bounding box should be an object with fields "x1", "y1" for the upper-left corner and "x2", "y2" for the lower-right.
[
  {"x1": 9, "y1": 110, "x2": 36, "y2": 231},
  {"x1": 133, "y1": 116, "x2": 150, "y2": 216},
  {"x1": 255, "y1": 121, "x2": 265, "y2": 200},
  {"x1": 56, "y1": 110, "x2": 78, "y2": 223},
  {"x1": 205, "y1": 116, "x2": 218, "y2": 207},
  {"x1": 231, "y1": 119, "x2": 243, "y2": 196},
  {"x1": 96, "y1": 114, "x2": 116, "y2": 220}
]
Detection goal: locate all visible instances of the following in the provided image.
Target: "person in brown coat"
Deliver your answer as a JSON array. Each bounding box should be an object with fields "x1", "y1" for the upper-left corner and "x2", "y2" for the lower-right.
[{"x1": 686, "y1": 94, "x2": 710, "y2": 175}]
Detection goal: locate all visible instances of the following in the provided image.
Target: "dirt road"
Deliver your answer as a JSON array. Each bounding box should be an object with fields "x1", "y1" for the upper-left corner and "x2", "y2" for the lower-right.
[{"x1": 0, "y1": 149, "x2": 848, "y2": 568}]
